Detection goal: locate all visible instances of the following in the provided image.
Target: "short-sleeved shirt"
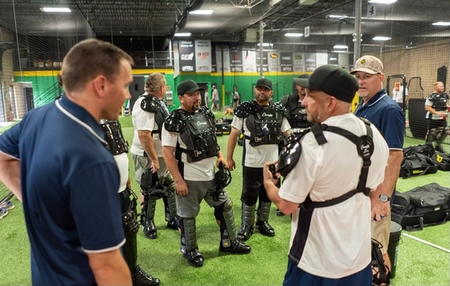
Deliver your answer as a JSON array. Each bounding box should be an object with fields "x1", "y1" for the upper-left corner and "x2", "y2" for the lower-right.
[
  {"x1": 354, "y1": 89, "x2": 405, "y2": 150},
  {"x1": 392, "y1": 86, "x2": 408, "y2": 103},
  {"x1": 130, "y1": 94, "x2": 166, "y2": 157},
  {"x1": 0, "y1": 96, "x2": 125, "y2": 285},
  {"x1": 279, "y1": 113, "x2": 389, "y2": 279},
  {"x1": 230, "y1": 108, "x2": 290, "y2": 168}
]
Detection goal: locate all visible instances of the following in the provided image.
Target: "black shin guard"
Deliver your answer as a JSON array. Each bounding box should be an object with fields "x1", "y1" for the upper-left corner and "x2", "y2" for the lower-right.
[{"x1": 214, "y1": 199, "x2": 237, "y2": 247}]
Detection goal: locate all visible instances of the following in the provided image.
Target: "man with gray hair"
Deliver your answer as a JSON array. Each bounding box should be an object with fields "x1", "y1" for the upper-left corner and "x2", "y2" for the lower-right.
[
  {"x1": 130, "y1": 73, "x2": 178, "y2": 241},
  {"x1": 352, "y1": 55, "x2": 405, "y2": 283}
]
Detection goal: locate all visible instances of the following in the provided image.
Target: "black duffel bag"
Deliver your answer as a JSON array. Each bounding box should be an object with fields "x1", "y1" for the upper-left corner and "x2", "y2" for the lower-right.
[{"x1": 399, "y1": 153, "x2": 438, "y2": 179}]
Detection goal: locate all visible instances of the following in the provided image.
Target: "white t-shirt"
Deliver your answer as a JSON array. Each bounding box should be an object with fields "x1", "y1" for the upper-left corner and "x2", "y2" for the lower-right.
[
  {"x1": 113, "y1": 153, "x2": 129, "y2": 193},
  {"x1": 130, "y1": 95, "x2": 163, "y2": 157},
  {"x1": 230, "y1": 112, "x2": 290, "y2": 168},
  {"x1": 279, "y1": 113, "x2": 389, "y2": 279},
  {"x1": 161, "y1": 115, "x2": 216, "y2": 181},
  {"x1": 392, "y1": 86, "x2": 408, "y2": 103}
]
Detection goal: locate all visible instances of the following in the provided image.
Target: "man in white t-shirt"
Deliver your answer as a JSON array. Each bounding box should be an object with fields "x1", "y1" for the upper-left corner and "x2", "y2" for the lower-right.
[
  {"x1": 391, "y1": 82, "x2": 408, "y2": 109},
  {"x1": 263, "y1": 65, "x2": 389, "y2": 285}
]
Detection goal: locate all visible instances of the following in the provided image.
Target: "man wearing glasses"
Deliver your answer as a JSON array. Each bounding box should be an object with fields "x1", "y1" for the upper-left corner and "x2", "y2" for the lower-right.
[{"x1": 227, "y1": 78, "x2": 290, "y2": 241}]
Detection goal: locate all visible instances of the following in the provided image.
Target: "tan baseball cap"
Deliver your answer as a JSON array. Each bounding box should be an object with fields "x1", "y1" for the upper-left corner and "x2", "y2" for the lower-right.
[{"x1": 350, "y1": 55, "x2": 383, "y2": 75}]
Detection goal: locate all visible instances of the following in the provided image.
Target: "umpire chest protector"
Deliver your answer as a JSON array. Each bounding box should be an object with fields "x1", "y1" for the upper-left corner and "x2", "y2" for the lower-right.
[
  {"x1": 428, "y1": 93, "x2": 448, "y2": 112},
  {"x1": 165, "y1": 106, "x2": 219, "y2": 162},
  {"x1": 100, "y1": 120, "x2": 129, "y2": 155},
  {"x1": 235, "y1": 101, "x2": 287, "y2": 147},
  {"x1": 282, "y1": 94, "x2": 309, "y2": 129},
  {"x1": 140, "y1": 94, "x2": 169, "y2": 133}
]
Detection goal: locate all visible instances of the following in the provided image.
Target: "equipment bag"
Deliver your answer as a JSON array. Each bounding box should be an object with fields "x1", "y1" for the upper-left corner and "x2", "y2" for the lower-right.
[
  {"x1": 402, "y1": 143, "x2": 435, "y2": 157},
  {"x1": 391, "y1": 183, "x2": 450, "y2": 231},
  {"x1": 430, "y1": 151, "x2": 450, "y2": 171},
  {"x1": 399, "y1": 153, "x2": 438, "y2": 178}
]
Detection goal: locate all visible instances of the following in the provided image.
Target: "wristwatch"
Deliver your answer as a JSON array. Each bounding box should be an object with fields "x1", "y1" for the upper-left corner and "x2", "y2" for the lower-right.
[{"x1": 379, "y1": 194, "x2": 391, "y2": 203}]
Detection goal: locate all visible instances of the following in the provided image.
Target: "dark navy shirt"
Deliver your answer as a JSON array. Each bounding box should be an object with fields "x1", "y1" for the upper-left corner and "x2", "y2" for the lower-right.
[
  {"x1": 0, "y1": 96, "x2": 124, "y2": 286},
  {"x1": 354, "y1": 89, "x2": 405, "y2": 149}
]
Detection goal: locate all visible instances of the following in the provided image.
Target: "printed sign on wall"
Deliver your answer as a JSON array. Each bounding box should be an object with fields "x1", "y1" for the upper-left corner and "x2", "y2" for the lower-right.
[
  {"x1": 195, "y1": 40, "x2": 212, "y2": 72},
  {"x1": 216, "y1": 46, "x2": 230, "y2": 72},
  {"x1": 293, "y1": 52, "x2": 305, "y2": 72},
  {"x1": 230, "y1": 48, "x2": 243, "y2": 72},
  {"x1": 280, "y1": 52, "x2": 293, "y2": 72},
  {"x1": 243, "y1": 50, "x2": 257, "y2": 72},
  {"x1": 179, "y1": 40, "x2": 196, "y2": 72}
]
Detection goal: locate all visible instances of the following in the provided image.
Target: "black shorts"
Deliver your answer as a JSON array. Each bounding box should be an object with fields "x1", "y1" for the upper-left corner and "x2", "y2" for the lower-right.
[{"x1": 427, "y1": 118, "x2": 447, "y2": 130}]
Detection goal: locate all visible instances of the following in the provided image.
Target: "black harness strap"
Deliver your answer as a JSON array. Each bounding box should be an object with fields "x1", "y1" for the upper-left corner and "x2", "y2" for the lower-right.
[{"x1": 302, "y1": 121, "x2": 373, "y2": 209}]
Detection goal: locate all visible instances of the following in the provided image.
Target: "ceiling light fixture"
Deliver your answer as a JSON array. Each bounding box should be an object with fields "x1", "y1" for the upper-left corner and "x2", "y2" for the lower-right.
[
  {"x1": 333, "y1": 45, "x2": 348, "y2": 49},
  {"x1": 432, "y1": 22, "x2": 450, "y2": 26},
  {"x1": 189, "y1": 10, "x2": 213, "y2": 15},
  {"x1": 328, "y1": 15, "x2": 349, "y2": 19},
  {"x1": 368, "y1": 0, "x2": 397, "y2": 4},
  {"x1": 285, "y1": 33, "x2": 303, "y2": 37},
  {"x1": 40, "y1": 7, "x2": 71, "y2": 13},
  {"x1": 373, "y1": 36, "x2": 391, "y2": 41},
  {"x1": 257, "y1": 43, "x2": 273, "y2": 47},
  {"x1": 174, "y1": 32, "x2": 191, "y2": 37}
]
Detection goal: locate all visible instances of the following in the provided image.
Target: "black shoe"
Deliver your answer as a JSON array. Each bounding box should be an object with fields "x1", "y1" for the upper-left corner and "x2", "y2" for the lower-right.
[
  {"x1": 256, "y1": 221, "x2": 275, "y2": 237},
  {"x1": 167, "y1": 217, "x2": 178, "y2": 230},
  {"x1": 219, "y1": 239, "x2": 251, "y2": 254},
  {"x1": 276, "y1": 209, "x2": 285, "y2": 216},
  {"x1": 183, "y1": 248, "x2": 204, "y2": 267},
  {"x1": 142, "y1": 220, "x2": 157, "y2": 239},
  {"x1": 237, "y1": 225, "x2": 253, "y2": 241},
  {"x1": 133, "y1": 265, "x2": 160, "y2": 286}
]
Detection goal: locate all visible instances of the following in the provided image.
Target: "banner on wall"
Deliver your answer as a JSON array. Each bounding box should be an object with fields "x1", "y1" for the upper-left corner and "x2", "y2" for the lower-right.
[
  {"x1": 179, "y1": 40, "x2": 196, "y2": 72},
  {"x1": 328, "y1": 53, "x2": 339, "y2": 65},
  {"x1": 173, "y1": 41, "x2": 180, "y2": 78},
  {"x1": 280, "y1": 52, "x2": 293, "y2": 72},
  {"x1": 316, "y1": 53, "x2": 328, "y2": 67},
  {"x1": 230, "y1": 48, "x2": 243, "y2": 72},
  {"x1": 305, "y1": 53, "x2": 316, "y2": 72},
  {"x1": 256, "y1": 51, "x2": 268, "y2": 72},
  {"x1": 195, "y1": 40, "x2": 211, "y2": 72},
  {"x1": 243, "y1": 50, "x2": 257, "y2": 72},
  {"x1": 268, "y1": 51, "x2": 279, "y2": 72},
  {"x1": 293, "y1": 52, "x2": 305, "y2": 72},
  {"x1": 216, "y1": 46, "x2": 230, "y2": 72}
]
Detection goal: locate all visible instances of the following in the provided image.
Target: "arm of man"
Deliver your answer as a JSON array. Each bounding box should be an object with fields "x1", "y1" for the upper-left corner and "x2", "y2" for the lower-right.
[
  {"x1": 87, "y1": 248, "x2": 132, "y2": 286},
  {"x1": 226, "y1": 127, "x2": 240, "y2": 171},
  {"x1": 0, "y1": 152, "x2": 21, "y2": 201},
  {"x1": 425, "y1": 104, "x2": 446, "y2": 117},
  {"x1": 263, "y1": 163, "x2": 299, "y2": 215},
  {"x1": 138, "y1": 130, "x2": 160, "y2": 172},
  {"x1": 162, "y1": 145, "x2": 189, "y2": 196},
  {"x1": 370, "y1": 149, "x2": 403, "y2": 221}
]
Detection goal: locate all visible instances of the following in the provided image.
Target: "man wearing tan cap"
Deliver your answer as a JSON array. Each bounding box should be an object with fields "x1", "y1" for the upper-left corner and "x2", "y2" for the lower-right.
[{"x1": 351, "y1": 55, "x2": 405, "y2": 283}]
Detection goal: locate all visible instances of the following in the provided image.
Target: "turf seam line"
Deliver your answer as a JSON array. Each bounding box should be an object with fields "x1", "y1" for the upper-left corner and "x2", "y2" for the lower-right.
[{"x1": 403, "y1": 233, "x2": 450, "y2": 253}]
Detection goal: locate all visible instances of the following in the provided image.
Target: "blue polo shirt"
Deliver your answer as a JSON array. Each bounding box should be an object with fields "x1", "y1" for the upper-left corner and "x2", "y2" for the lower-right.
[
  {"x1": 0, "y1": 96, "x2": 124, "y2": 286},
  {"x1": 354, "y1": 89, "x2": 405, "y2": 149}
]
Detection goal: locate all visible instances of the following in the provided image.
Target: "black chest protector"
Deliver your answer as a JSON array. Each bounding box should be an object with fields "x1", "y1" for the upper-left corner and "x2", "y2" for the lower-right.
[
  {"x1": 165, "y1": 106, "x2": 219, "y2": 162},
  {"x1": 278, "y1": 118, "x2": 374, "y2": 208},
  {"x1": 428, "y1": 93, "x2": 448, "y2": 112},
  {"x1": 282, "y1": 94, "x2": 309, "y2": 129},
  {"x1": 141, "y1": 94, "x2": 169, "y2": 134},
  {"x1": 236, "y1": 101, "x2": 286, "y2": 147},
  {"x1": 100, "y1": 120, "x2": 129, "y2": 155}
]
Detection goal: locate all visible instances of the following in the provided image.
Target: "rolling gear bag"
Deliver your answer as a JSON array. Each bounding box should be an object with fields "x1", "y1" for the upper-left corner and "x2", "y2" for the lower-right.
[
  {"x1": 391, "y1": 183, "x2": 450, "y2": 231},
  {"x1": 399, "y1": 153, "x2": 438, "y2": 179}
]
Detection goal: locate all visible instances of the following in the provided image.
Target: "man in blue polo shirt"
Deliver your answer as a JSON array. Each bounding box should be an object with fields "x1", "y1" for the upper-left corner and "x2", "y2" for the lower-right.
[
  {"x1": 0, "y1": 39, "x2": 134, "y2": 285},
  {"x1": 352, "y1": 55, "x2": 405, "y2": 283}
]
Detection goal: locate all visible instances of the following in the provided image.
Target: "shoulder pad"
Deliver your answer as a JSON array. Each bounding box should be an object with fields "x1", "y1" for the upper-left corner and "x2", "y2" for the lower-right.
[
  {"x1": 280, "y1": 95, "x2": 290, "y2": 105},
  {"x1": 235, "y1": 101, "x2": 259, "y2": 118},
  {"x1": 140, "y1": 95, "x2": 160, "y2": 113},
  {"x1": 278, "y1": 128, "x2": 311, "y2": 177},
  {"x1": 273, "y1": 101, "x2": 289, "y2": 117},
  {"x1": 164, "y1": 109, "x2": 187, "y2": 132},
  {"x1": 199, "y1": 106, "x2": 215, "y2": 120}
]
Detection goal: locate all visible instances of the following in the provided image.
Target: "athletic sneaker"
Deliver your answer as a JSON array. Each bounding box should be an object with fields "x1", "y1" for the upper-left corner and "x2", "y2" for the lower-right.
[
  {"x1": 0, "y1": 207, "x2": 8, "y2": 219},
  {"x1": 0, "y1": 201, "x2": 14, "y2": 210}
]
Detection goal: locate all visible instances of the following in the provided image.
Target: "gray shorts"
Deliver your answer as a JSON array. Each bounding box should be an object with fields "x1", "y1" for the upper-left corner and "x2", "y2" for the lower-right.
[
  {"x1": 132, "y1": 154, "x2": 169, "y2": 185},
  {"x1": 176, "y1": 179, "x2": 231, "y2": 218}
]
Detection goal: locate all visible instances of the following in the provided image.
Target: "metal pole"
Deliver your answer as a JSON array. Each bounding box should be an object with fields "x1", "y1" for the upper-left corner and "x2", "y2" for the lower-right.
[
  {"x1": 354, "y1": 0, "x2": 362, "y2": 62},
  {"x1": 259, "y1": 21, "x2": 264, "y2": 78}
]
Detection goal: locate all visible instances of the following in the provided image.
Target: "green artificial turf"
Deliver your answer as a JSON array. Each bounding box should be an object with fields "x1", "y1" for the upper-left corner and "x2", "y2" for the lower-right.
[{"x1": 0, "y1": 115, "x2": 449, "y2": 285}]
